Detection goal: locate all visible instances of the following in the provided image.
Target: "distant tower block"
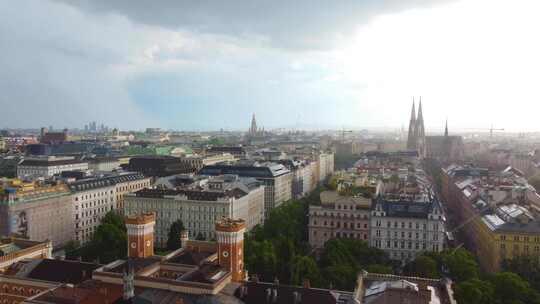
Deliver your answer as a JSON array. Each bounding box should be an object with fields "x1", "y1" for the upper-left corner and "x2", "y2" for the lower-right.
[
  {"x1": 215, "y1": 218, "x2": 246, "y2": 282},
  {"x1": 125, "y1": 212, "x2": 156, "y2": 258}
]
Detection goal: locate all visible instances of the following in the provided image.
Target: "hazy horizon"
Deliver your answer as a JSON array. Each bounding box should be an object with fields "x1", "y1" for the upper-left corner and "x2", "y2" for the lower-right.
[{"x1": 2, "y1": 0, "x2": 540, "y2": 131}]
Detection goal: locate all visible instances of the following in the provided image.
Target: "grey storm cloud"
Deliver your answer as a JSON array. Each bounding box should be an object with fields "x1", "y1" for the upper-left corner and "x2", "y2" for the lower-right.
[
  {"x1": 55, "y1": 0, "x2": 452, "y2": 49},
  {"x1": 1, "y1": 0, "x2": 456, "y2": 130}
]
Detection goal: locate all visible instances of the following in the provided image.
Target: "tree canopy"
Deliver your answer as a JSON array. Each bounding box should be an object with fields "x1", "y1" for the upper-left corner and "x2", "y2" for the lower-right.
[
  {"x1": 319, "y1": 238, "x2": 390, "y2": 290},
  {"x1": 403, "y1": 255, "x2": 440, "y2": 278},
  {"x1": 79, "y1": 211, "x2": 127, "y2": 263},
  {"x1": 166, "y1": 219, "x2": 186, "y2": 250}
]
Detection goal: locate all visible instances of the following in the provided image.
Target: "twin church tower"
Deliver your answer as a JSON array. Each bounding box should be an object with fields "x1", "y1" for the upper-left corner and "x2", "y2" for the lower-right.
[{"x1": 406, "y1": 97, "x2": 426, "y2": 156}]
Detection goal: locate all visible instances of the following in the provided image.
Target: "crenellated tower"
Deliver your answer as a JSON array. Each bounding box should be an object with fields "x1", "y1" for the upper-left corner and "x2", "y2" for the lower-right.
[
  {"x1": 125, "y1": 212, "x2": 155, "y2": 259},
  {"x1": 215, "y1": 218, "x2": 246, "y2": 282}
]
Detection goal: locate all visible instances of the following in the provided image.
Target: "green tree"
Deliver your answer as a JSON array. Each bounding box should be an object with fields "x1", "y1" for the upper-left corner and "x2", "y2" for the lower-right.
[
  {"x1": 101, "y1": 211, "x2": 126, "y2": 231},
  {"x1": 274, "y1": 237, "x2": 296, "y2": 283},
  {"x1": 404, "y1": 255, "x2": 440, "y2": 278},
  {"x1": 82, "y1": 223, "x2": 127, "y2": 263},
  {"x1": 365, "y1": 264, "x2": 393, "y2": 274},
  {"x1": 442, "y1": 248, "x2": 479, "y2": 281},
  {"x1": 490, "y1": 272, "x2": 540, "y2": 304},
  {"x1": 244, "y1": 240, "x2": 277, "y2": 281},
  {"x1": 503, "y1": 256, "x2": 540, "y2": 292},
  {"x1": 79, "y1": 211, "x2": 127, "y2": 263},
  {"x1": 290, "y1": 255, "x2": 322, "y2": 287},
  {"x1": 454, "y1": 278, "x2": 494, "y2": 304},
  {"x1": 323, "y1": 264, "x2": 357, "y2": 291},
  {"x1": 64, "y1": 240, "x2": 80, "y2": 260},
  {"x1": 327, "y1": 176, "x2": 338, "y2": 191},
  {"x1": 319, "y1": 238, "x2": 390, "y2": 290},
  {"x1": 166, "y1": 219, "x2": 186, "y2": 250}
]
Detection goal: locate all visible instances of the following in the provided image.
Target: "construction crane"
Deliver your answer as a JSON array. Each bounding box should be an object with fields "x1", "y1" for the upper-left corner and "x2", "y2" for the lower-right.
[{"x1": 465, "y1": 125, "x2": 504, "y2": 138}]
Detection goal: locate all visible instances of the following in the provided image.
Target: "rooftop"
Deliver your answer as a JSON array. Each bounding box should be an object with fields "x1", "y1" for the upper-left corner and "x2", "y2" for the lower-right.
[
  {"x1": 199, "y1": 162, "x2": 291, "y2": 178},
  {"x1": 8, "y1": 259, "x2": 100, "y2": 285}
]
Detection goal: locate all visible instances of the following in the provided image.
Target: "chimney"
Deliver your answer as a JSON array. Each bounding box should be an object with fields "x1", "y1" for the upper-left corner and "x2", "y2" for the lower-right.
[
  {"x1": 252, "y1": 274, "x2": 259, "y2": 283},
  {"x1": 293, "y1": 291, "x2": 302, "y2": 304},
  {"x1": 123, "y1": 260, "x2": 135, "y2": 301},
  {"x1": 272, "y1": 289, "x2": 278, "y2": 303},
  {"x1": 352, "y1": 270, "x2": 368, "y2": 304},
  {"x1": 303, "y1": 278, "x2": 311, "y2": 289},
  {"x1": 180, "y1": 230, "x2": 189, "y2": 248}
]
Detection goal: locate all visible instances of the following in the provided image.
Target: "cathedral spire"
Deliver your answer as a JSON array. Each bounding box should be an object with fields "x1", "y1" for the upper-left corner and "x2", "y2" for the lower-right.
[
  {"x1": 406, "y1": 98, "x2": 417, "y2": 150},
  {"x1": 415, "y1": 98, "x2": 426, "y2": 157},
  {"x1": 416, "y1": 98, "x2": 424, "y2": 135},
  {"x1": 250, "y1": 113, "x2": 258, "y2": 135}
]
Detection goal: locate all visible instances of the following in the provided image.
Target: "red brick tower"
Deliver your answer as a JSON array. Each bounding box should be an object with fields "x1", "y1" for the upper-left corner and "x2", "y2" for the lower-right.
[
  {"x1": 215, "y1": 218, "x2": 246, "y2": 282},
  {"x1": 125, "y1": 212, "x2": 155, "y2": 258}
]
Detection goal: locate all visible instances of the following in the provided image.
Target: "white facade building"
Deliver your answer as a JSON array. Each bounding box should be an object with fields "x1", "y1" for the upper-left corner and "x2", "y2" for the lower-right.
[
  {"x1": 17, "y1": 156, "x2": 88, "y2": 179},
  {"x1": 70, "y1": 181, "x2": 116, "y2": 244},
  {"x1": 318, "y1": 152, "x2": 335, "y2": 183},
  {"x1": 88, "y1": 157, "x2": 120, "y2": 172},
  {"x1": 370, "y1": 197, "x2": 446, "y2": 263},
  {"x1": 124, "y1": 175, "x2": 264, "y2": 248},
  {"x1": 68, "y1": 172, "x2": 152, "y2": 244}
]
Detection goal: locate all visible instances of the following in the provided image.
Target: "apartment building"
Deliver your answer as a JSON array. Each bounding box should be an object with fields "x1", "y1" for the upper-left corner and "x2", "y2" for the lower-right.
[
  {"x1": 17, "y1": 156, "x2": 88, "y2": 179},
  {"x1": 308, "y1": 191, "x2": 371, "y2": 250},
  {"x1": 124, "y1": 175, "x2": 264, "y2": 248},
  {"x1": 68, "y1": 172, "x2": 151, "y2": 244},
  {"x1": 318, "y1": 152, "x2": 335, "y2": 183},
  {"x1": 68, "y1": 179, "x2": 116, "y2": 244},
  {"x1": 442, "y1": 164, "x2": 540, "y2": 272},
  {"x1": 0, "y1": 180, "x2": 73, "y2": 247},
  {"x1": 199, "y1": 162, "x2": 292, "y2": 218},
  {"x1": 179, "y1": 153, "x2": 236, "y2": 173},
  {"x1": 369, "y1": 167, "x2": 446, "y2": 263}
]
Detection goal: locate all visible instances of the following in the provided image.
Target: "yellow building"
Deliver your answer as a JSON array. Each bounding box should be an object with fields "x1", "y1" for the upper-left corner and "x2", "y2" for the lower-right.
[{"x1": 478, "y1": 206, "x2": 540, "y2": 272}]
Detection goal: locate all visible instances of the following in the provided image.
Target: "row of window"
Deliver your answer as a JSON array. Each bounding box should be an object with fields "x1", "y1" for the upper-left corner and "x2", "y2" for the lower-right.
[
  {"x1": 501, "y1": 243, "x2": 540, "y2": 252},
  {"x1": 372, "y1": 239, "x2": 440, "y2": 251},
  {"x1": 500, "y1": 235, "x2": 540, "y2": 243},
  {"x1": 312, "y1": 230, "x2": 368, "y2": 240},
  {"x1": 312, "y1": 211, "x2": 369, "y2": 219},
  {"x1": 375, "y1": 220, "x2": 440, "y2": 231},
  {"x1": 1, "y1": 285, "x2": 43, "y2": 296},
  {"x1": 74, "y1": 190, "x2": 114, "y2": 201},
  {"x1": 374, "y1": 230, "x2": 439, "y2": 240},
  {"x1": 314, "y1": 220, "x2": 368, "y2": 229}
]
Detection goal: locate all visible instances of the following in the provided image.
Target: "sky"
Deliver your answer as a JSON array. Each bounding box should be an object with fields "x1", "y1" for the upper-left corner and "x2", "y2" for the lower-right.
[{"x1": 1, "y1": 0, "x2": 540, "y2": 132}]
